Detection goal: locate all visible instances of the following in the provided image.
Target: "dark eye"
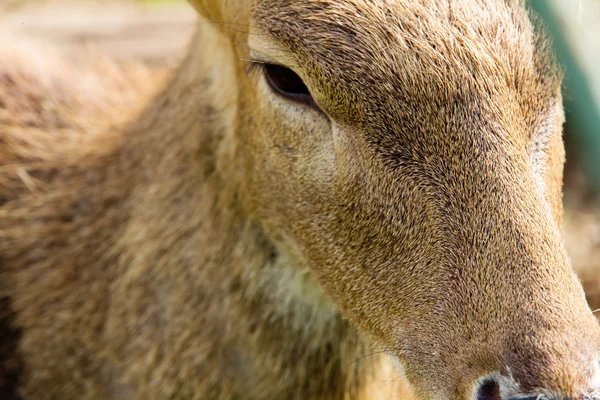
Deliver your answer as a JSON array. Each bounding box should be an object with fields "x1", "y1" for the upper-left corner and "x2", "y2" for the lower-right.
[{"x1": 263, "y1": 64, "x2": 317, "y2": 109}]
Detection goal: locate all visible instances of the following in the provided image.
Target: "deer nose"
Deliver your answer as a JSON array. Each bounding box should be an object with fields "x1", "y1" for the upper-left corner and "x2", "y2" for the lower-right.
[
  {"x1": 474, "y1": 378, "x2": 549, "y2": 400},
  {"x1": 505, "y1": 398, "x2": 539, "y2": 400},
  {"x1": 473, "y1": 376, "x2": 600, "y2": 400}
]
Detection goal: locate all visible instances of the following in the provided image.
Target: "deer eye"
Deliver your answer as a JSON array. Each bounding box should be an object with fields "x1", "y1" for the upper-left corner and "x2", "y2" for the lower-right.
[{"x1": 263, "y1": 64, "x2": 317, "y2": 109}]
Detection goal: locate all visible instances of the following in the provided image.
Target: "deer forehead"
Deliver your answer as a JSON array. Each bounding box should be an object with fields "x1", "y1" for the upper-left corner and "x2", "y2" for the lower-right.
[{"x1": 251, "y1": 0, "x2": 560, "y2": 124}]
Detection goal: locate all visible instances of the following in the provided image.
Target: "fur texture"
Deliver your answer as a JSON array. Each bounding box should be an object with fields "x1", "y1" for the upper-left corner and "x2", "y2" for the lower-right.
[{"x1": 1, "y1": 1, "x2": 599, "y2": 399}]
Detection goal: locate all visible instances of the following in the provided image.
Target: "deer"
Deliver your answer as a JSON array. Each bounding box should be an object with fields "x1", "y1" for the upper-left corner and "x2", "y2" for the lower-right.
[{"x1": 1, "y1": 0, "x2": 600, "y2": 399}]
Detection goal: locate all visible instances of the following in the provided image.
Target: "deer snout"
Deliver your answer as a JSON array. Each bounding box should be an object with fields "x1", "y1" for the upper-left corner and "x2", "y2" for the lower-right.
[{"x1": 472, "y1": 362, "x2": 600, "y2": 400}]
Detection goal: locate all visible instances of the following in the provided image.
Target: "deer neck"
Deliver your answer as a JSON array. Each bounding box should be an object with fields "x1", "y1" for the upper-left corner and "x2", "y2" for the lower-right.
[{"x1": 100, "y1": 28, "x2": 402, "y2": 399}]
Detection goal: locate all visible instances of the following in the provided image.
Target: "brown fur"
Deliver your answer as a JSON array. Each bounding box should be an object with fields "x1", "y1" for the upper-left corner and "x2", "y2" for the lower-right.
[{"x1": 1, "y1": 1, "x2": 599, "y2": 399}]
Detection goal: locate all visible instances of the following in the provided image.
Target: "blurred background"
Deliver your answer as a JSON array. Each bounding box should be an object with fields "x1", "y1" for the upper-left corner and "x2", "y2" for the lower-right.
[{"x1": 1, "y1": 0, "x2": 599, "y2": 307}]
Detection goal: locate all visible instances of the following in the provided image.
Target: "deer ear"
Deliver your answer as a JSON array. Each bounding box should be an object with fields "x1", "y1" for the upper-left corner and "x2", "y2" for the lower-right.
[{"x1": 187, "y1": 0, "x2": 251, "y2": 25}]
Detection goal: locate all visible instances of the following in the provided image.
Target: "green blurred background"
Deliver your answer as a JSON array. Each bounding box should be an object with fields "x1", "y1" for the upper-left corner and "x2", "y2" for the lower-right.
[{"x1": 530, "y1": 0, "x2": 600, "y2": 200}]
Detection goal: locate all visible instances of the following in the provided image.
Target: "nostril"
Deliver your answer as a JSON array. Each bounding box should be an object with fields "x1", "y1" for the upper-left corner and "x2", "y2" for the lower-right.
[
  {"x1": 473, "y1": 377, "x2": 562, "y2": 400},
  {"x1": 476, "y1": 379, "x2": 501, "y2": 400}
]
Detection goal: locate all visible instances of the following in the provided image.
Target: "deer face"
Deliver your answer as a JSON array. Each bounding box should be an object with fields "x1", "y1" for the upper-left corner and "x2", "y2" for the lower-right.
[{"x1": 191, "y1": 0, "x2": 600, "y2": 398}]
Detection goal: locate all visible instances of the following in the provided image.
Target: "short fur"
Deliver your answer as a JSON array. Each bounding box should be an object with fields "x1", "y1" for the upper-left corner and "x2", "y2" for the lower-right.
[{"x1": 1, "y1": 1, "x2": 599, "y2": 399}]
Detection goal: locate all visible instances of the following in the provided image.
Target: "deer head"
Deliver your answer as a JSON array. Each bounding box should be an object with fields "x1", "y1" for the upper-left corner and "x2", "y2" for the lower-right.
[{"x1": 187, "y1": 0, "x2": 600, "y2": 399}]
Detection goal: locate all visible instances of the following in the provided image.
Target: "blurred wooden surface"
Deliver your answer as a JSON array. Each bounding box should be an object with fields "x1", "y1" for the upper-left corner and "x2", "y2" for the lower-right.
[{"x1": 0, "y1": 1, "x2": 195, "y2": 67}]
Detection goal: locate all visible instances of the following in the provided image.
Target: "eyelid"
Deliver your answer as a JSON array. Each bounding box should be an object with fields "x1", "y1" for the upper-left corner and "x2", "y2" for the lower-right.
[
  {"x1": 249, "y1": 51, "x2": 280, "y2": 65},
  {"x1": 248, "y1": 50, "x2": 301, "y2": 71}
]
